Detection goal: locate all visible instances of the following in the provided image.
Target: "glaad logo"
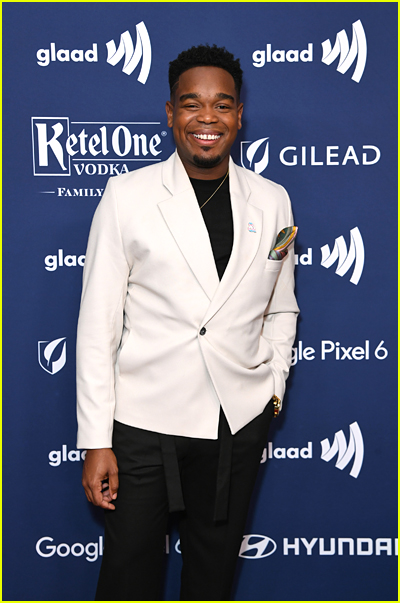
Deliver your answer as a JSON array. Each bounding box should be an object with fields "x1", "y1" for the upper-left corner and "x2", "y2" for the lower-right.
[
  {"x1": 239, "y1": 535, "x2": 277, "y2": 559},
  {"x1": 106, "y1": 22, "x2": 151, "y2": 84},
  {"x1": 240, "y1": 138, "x2": 269, "y2": 174},
  {"x1": 37, "y1": 43, "x2": 98, "y2": 67},
  {"x1": 44, "y1": 250, "x2": 85, "y2": 272},
  {"x1": 49, "y1": 445, "x2": 86, "y2": 467},
  {"x1": 252, "y1": 43, "x2": 313, "y2": 65},
  {"x1": 261, "y1": 441, "x2": 312, "y2": 462},
  {"x1": 321, "y1": 20, "x2": 367, "y2": 83},
  {"x1": 38, "y1": 337, "x2": 66, "y2": 375},
  {"x1": 252, "y1": 19, "x2": 367, "y2": 83},
  {"x1": 320, "y1": 422, "x2": 364, "y2": 478},
  {"x1": 321, "y1": 227, "x2": 364, "y2": 285},
  {"x1": 35, "y1": 22, "x2": 151, "y2": 84},
  {"x1": 260, "y1": 421, "x2": 366, "y2": 478},
  {"x1": 31, "y1": 118, "x2": 164, "y2": 176}
]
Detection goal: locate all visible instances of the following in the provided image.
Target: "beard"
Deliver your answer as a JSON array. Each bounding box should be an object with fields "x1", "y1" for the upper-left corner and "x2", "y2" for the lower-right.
[{"x1": 192, "y1": 153, "x2": 222, "y2": 169}]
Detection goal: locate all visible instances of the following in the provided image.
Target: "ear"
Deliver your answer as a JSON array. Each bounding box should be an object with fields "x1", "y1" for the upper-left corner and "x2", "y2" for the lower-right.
[
  {"x1": 165, "y1": 101, "x2": 174, "y2": 128},
  {"x1": 237, "y1": 102, "x2": 244, "y2": 130}
]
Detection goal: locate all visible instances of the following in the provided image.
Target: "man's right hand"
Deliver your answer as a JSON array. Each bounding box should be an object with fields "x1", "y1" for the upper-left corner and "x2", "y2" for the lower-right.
[{"x1": 82, "y1": 448, "x2": 119, "y2": 510}]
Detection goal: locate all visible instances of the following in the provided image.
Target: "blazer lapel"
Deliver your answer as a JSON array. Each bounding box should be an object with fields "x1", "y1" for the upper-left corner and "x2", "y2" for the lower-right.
[
  {"x1": 158, "y1": 152, "x2": 220, "y2": 300},
  {"x1": 202, "y1": 158, "x2": 263, "y2": 324}
]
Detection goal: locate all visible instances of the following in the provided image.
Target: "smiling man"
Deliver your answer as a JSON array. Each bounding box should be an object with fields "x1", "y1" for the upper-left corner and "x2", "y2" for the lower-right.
[{"x1": 77, "y1": 44, "x2": 299, "y2": 601}]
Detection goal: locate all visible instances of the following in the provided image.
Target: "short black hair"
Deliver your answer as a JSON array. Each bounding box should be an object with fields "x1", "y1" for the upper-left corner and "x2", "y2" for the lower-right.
[{"x1": 169, "y1": 44, "x2": 243, "y2": 98}]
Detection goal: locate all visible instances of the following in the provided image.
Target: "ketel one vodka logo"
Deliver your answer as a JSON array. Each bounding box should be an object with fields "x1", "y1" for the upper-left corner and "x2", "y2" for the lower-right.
[
  {"x1": 38, "y1": 337, "x2": 67, "y2": 375},
  {"x1": 31, "y1": 118, "x2": 165, "y2": 176}
]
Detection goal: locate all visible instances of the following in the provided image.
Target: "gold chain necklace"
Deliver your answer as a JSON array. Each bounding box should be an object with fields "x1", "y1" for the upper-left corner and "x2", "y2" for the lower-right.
[{"x1": 199, "y1": 170, "x2": 229, "y2": 210}]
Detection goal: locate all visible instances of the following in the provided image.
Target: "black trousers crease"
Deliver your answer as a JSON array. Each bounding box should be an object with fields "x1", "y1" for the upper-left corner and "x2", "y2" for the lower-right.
[{"x1": 95, "y1": 402, "x2": 274, "y2": 601}]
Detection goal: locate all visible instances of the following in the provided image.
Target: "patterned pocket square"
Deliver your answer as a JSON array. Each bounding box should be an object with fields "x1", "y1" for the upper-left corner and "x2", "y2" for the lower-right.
[{"x1": 268, "y1": 226, "x2": 298, "y2": 260}]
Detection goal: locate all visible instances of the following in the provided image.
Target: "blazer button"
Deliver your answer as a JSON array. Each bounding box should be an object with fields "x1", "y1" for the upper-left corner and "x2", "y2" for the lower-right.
[{"x1": 199, "y1": 327, "x2": 207, "y2": 336}]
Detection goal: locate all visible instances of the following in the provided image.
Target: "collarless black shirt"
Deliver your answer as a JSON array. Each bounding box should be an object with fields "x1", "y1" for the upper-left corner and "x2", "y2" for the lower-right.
[{"x1": 190, "y1": 174, "x2": 233, "y2": 281}]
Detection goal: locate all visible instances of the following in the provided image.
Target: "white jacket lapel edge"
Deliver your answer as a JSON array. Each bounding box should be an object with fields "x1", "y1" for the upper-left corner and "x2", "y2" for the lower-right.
[
  {"x1": 158, "y1": 152, "x2": 220, "y2": 300},
  {"x1": 202, "y1": 158, "x2": 263, "y2": 324}
]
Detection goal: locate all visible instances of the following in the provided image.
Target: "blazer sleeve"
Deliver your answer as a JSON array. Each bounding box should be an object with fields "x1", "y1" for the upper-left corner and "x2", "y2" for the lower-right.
[
  {"x1": 261, "y1": 188, "x2": 299, "y2": 405},
  {"x1": 76, "y1": 178, "x2": 130, "y2": 449}
]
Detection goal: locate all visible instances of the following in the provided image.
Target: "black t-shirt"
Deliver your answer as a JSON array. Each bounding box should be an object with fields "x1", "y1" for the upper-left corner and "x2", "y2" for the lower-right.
[{"x1": 190, "y1": 174, "x2": 233, "y2": 281}]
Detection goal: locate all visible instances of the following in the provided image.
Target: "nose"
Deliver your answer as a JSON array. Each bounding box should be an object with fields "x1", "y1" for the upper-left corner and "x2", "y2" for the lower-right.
[{"x1": 197, "y1": 104, "x2": 218, "y2": 124}]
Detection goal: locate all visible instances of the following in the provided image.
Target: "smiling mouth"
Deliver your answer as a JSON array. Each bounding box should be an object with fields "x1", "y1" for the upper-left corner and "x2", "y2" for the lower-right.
[{"x1": 193, "y1": 133, "x2": 221, "y2": 141}]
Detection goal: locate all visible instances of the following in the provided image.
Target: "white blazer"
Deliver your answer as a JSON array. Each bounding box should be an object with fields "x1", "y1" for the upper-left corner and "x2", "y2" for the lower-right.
[{"x1": 76, "y1": 151, "x2": 299, "y2": 449}]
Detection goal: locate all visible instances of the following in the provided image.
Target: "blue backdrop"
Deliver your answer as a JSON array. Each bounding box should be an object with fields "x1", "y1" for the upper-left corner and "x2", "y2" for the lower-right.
[{"x1": 3, "y1": 2, "x2": 397, "y2": 600}]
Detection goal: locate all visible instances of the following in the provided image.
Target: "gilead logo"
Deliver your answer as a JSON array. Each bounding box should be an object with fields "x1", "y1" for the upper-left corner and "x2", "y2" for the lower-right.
[
  {"x1": 279, "y1": 145, "x2": 380, "y2": 167},
  {"x1": 38, "y1": 337, "x2": 66, "y2": 375},
  {"x1": 240, "y1": 139, "x2": 380, "y2": 175},
  {"x1": 240, "y1": 138, "x2": 269, "y2": 173}
]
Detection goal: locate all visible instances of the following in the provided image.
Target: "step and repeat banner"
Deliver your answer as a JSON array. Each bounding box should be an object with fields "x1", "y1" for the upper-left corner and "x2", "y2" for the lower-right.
[{"x1": 3, "y1": 2, "x2": 397, "y2": 601}]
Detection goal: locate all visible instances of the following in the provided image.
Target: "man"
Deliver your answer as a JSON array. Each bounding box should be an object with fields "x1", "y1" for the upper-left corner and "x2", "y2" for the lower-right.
[{"x1": 77, "y1": 44, "x2": 299, "y2": 601}]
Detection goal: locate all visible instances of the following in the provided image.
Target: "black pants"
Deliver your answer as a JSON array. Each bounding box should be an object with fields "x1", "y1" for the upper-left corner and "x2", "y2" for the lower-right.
[{"x1": 95, "y1": 403, "x2": 274, "y2": 601}]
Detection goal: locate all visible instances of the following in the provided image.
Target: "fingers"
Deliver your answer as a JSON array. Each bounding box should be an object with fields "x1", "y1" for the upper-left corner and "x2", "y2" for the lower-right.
[
  {"x1": 82, "y1": 448, "x2": 119, "y2": 510},
  {"x1": 91, "y1": 481, "x2": 116, "y2": 510},
  {"x1": 108, "y1": 470, "x2": 119, "y2": 501},
  {"x1": 84, "y1": 479, "x2": 117, "y2": 510},
  {"x1": 85, "y1": 484, "x2": 115, "y2": 510}
]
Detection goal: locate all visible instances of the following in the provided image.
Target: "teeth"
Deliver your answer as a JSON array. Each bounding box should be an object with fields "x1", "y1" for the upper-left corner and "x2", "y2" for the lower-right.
[{"x1": 193, "y1": 134, "x2": 221, "y2": 140}]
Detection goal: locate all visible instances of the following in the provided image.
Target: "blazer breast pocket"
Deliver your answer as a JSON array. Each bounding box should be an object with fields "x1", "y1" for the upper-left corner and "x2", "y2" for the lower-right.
[
  {"x1": 264, "y1": 258, "x2": 284, "y2": 271},
  {"x1": 261, "y1": 258, "x2": 284, "y2": 298}
]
